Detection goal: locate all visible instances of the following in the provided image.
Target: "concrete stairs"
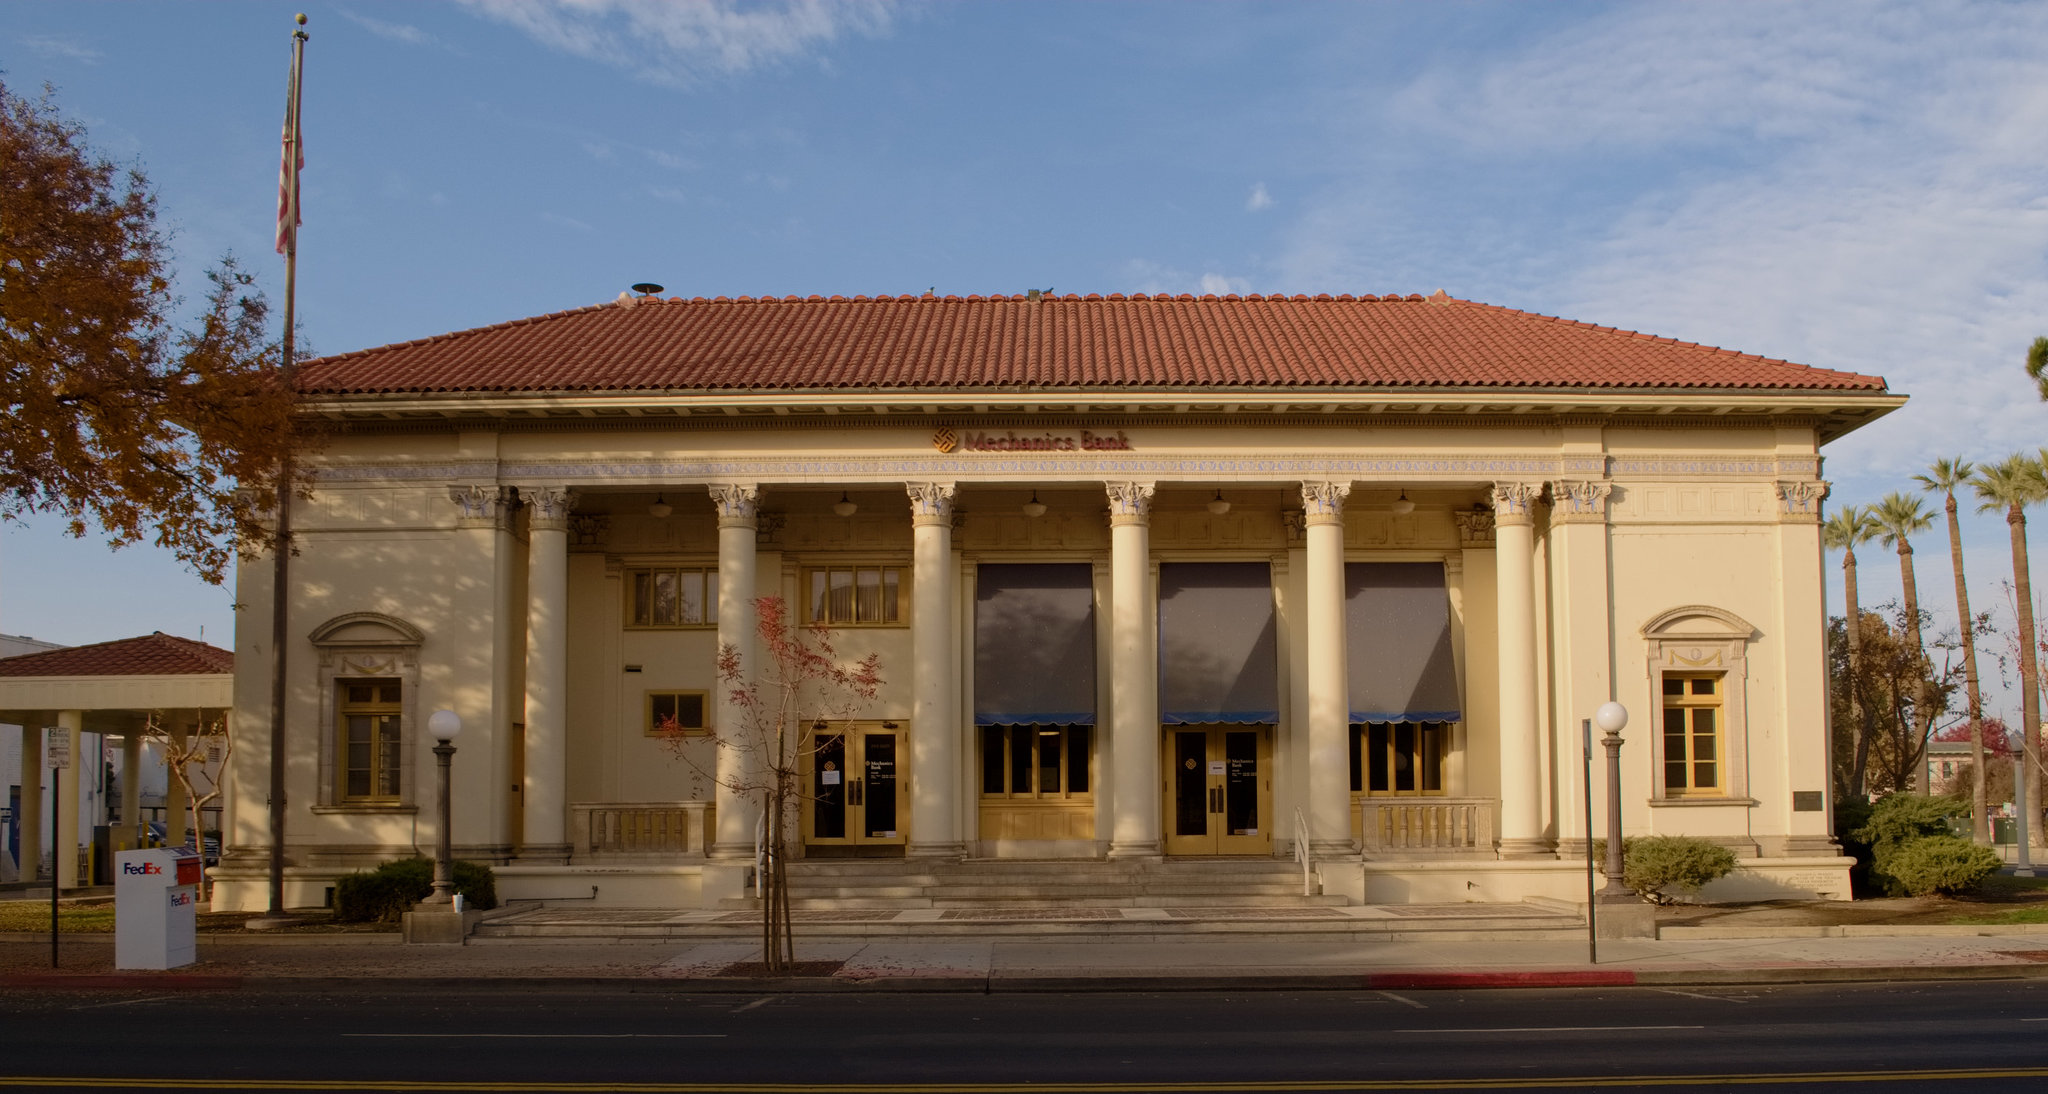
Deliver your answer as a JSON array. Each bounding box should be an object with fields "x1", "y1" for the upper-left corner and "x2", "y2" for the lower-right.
[{"x1": 472, "y1": 857, "x2": 1588, "y2": 943}]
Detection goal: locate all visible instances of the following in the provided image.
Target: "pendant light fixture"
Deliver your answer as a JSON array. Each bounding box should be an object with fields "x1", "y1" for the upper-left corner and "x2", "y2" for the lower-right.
[
  {"x1": 1206, "y1": 489, "x2": 1231, "y2": 515},
  {"x1": 832, "y1": 491, "x2": 858, "y2": 517},
  {"x1": 1021, "y1": 491, "x2": 1048, "y2": 518},
  {"x1": 648, "y1": 493, "x2": 673, "y2": 519},
  {"x1": 1391, "y1": 489, "x2": 1415, "y2": 515}
]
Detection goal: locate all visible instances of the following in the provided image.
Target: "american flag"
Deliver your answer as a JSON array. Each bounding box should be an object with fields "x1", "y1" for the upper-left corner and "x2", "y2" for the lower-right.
[{"x1": 274, "y1": 36, "x2": 304, "y2": 256}]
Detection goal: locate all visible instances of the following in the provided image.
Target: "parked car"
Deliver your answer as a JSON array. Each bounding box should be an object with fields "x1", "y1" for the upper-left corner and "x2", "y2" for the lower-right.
[{"x1": 143, "y1": 821, "x2": 220, "y2": 866}]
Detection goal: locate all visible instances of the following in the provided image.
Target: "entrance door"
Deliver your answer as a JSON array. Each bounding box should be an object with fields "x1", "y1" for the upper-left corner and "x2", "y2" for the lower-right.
[
  {"x1": 1162, "y1": 726, "x2": 1272, "y2": 855},
  {"x1": 804, "y1": 726, "x2": 908, "y2": 849}
]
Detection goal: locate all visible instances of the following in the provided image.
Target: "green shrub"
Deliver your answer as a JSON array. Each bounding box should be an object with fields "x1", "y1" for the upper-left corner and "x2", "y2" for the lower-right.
[
  {"x1": 1883, "y1": 835, "x2": 2002, "y2": 897},
  {"x1": 1615, "y1": 836, "x2": 1739, "y2": 904},
  {"x1": 1855, "y1": 794, "x2": 1973, "y2": 896},
  {"x1": 333, "y1": 857, "x2": 498, "y2": 924}
]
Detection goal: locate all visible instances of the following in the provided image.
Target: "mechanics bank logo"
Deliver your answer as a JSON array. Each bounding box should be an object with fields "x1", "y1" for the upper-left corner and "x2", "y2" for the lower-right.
[{"x1": 122, "y1": 862, "x2": 163, "y2": 876}]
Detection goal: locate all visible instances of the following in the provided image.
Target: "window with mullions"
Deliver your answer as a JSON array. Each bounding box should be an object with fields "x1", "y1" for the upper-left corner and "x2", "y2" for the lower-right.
[
  {"x1": 1348, "y1": 722, "x2": 1447, "y2": 796},
  {"x1": 646, "y1": 691, "x2": 709, "y2": 737},
  {"x1": 339, "y1": 679, "x2": 403, "y2": 802},
  {"x1": 1662, "y1": 674, "x2": 1722, "y2": 796},
  {"x1": 806, "y1": 565, "x2": 907, "y2": 625},
  {"x1": 629, "y1": 567, "x2": 717, "y2": 627},
  {"x1": 980, "y1": 725, "x2": 1092, "y2": 797}
]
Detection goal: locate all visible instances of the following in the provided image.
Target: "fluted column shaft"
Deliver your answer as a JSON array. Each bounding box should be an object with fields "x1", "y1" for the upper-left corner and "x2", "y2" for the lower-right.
[
  {"x1": 907, "y1": 483, "x2": 964, "y2": 858},
  {"x1": 520, "y1": 486, "x2": 574, "y2": 860},
  {"x1": 1106, "y1": 481, "x2": 1160, "y2": 858},
  {"x1": 709, "y1": 484, "x2": 760, "y2": 859},
  {"x1": 1303, "y1": 482, "x2": 1357, "y2": 856}
]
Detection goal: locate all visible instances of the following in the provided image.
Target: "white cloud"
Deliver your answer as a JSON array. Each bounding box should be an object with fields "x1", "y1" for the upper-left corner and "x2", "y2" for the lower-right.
[
  {"x1": 1199, "y1": 272, "x2": 1251, "y2": 296},
  {"x1": 19, "y1": 34, "x2": 102, "y2": 63},
  {"x1": 337, "y1": 10, "x2": 436, "y2": 46},
  {"x1": 646, "y1": 149, "x2": 695, "y2": 171},
  {"x1": 540, "y1": 211, "x2": 594, "y2": 232},
  {"x1": 1246, "y1": 182, "x2": 1273, "y2": 212},
  {"x1": 457, "y1": 0, "x2": 895, "y2": 87},
  {"x1": 1122, "y1": 260, "x2": 1254, "y2": 297},
  {"x1": 647, "y1": 185, "x2": 688, "y2": 204}
]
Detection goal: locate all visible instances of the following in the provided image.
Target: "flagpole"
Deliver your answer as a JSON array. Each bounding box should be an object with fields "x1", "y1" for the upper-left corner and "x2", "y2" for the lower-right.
[{"x1": 257, "y1": 12, "x2": 307, "y2": 926}]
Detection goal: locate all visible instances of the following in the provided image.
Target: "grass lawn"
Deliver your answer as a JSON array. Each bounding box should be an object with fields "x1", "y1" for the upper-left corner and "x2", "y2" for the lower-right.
[
  {"x1": 1945, "y1": 872, "x2": 2048, "y2": 924},
  {"x1": 0, "y1": 903, "x2": 116, "y2": 932}
]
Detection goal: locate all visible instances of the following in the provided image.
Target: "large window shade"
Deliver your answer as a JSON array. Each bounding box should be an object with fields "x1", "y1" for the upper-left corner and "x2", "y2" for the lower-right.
[
  {"x1": 1159, "y1": 562, "x2": 1279, "y2": 724},
  {"x1": 1346, "y1": 562, "x2": 1462, "y2": 723},
  {"x1": 973, "y1": 564, "x2": 1097, "y2": 725}
]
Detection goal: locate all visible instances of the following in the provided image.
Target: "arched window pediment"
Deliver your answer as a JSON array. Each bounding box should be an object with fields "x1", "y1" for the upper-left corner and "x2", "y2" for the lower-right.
[
  {"x1": 308, "y1": 612, "x2": 425, "y2": 649},
  {"x1": 1640, "y1": 604, "x2": 1756, "y2": 643}
]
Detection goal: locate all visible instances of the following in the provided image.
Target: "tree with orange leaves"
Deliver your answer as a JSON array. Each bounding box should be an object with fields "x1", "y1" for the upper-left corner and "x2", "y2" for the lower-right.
[{"x1": 1, "y1": 80, "x2": 299, "y2": 582}]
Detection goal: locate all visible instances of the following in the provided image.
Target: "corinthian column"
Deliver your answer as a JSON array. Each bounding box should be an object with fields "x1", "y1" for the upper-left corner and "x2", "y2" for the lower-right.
[
  {"x1": 708, "y1": 483, "x2": 760, "y2": 859},
  {"x1": 1492, "y1": 481, "x2": 1549, "y2": 857},
  {"x1": 907, "y1": 482, "x2": 964, "y2": 858},
  {"x1": 1302, "y1": 481, "x2": 1357, "y2": 856},
  {"x1": 520, "y1": 486, "x2": 575, "y2": 862},
  {"x1": 1106, "y1": 481, "x2": 1160, "y2": 858}
]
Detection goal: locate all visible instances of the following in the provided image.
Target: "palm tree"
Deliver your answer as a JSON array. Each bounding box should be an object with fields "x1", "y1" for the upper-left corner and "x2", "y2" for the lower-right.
[
  {"x1": 2026, "y1": 336, "x2": 2048, "y2": 401},
  {"x1": 1916, "y1": 458, "x2": 1987, "y2": 840},
  {"x1": 1974, "y1": 453, "x2": 2044, "y2": 849},
  {"x1": 1824, "y1": 503, "x2": 1881, "y2": 799},
  {"x1": 1873, "y1": 492, "x2": 1937, "y2": 792}
]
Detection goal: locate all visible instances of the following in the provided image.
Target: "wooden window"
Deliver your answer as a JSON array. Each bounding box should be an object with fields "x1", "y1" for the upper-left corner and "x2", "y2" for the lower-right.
[
  {"x1": 979, "y1": 725, "x2": 1092, "y2": 798},
  {"x1": 1662, "y1": 674, "x2": 1723, "y2": 796},
  {"x1": 628, "y1": 567, "x2": 718, "y2": 628},
  {"x1": 647, "y1": 691, "x2": 709, "y2": 737},
  {"x1": 1349, "y1": 722, "x2": 1447, "y2": 796},
  {"x1": 339, "y1": 679, "x2": 403, "y2": 802},
  {"x1": 805, "y1": 565, "x2": 907, "y2": 625}
]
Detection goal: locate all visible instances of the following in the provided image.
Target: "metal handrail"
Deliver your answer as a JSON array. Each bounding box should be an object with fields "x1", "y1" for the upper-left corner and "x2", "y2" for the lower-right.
[{"x1": 1292, "y1": 806, "x2": 1316, "y2": 897}]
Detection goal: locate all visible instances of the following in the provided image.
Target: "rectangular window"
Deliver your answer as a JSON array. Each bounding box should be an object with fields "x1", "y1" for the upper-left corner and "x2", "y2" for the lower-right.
[
  {"x1": 339, "y1": 678, "x2": 403, "y2": 802},
  {"x1": 1662, "y1": 674, "x2": 1722, "y2": 796},
  {"x1": 647, "y1": 691, "x2": 710, "y2": 736},
  {"x1": 628, "y1": 567, "x2": 718, "y2": 627},
  {"x1": 1349, "y1": 722, "x2": 1447, "y2": 796},
  {"x1": 979, "y1": 725, "x2": 1092, "y2": 798},
  {"x1": 805, "y1": 565, "x2": 907, "y2": 625}
]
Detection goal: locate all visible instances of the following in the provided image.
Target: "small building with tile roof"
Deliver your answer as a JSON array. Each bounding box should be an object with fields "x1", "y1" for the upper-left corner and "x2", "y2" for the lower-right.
[{"x1": 212, "y1": 290, "x2": 1900, "y2": 913}]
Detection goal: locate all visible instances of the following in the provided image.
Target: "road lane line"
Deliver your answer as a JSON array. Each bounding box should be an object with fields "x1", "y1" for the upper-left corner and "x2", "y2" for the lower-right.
[
  {"x1": 1375, "y1": 991, "x2": 1427, "y2": 1009},
  {"x1": 341, "y1": 1033, "x2": 728, "y2": 1039},
  {"x1": 1395, "y1": 1024, "x2": 1704, "y2": 1033}
]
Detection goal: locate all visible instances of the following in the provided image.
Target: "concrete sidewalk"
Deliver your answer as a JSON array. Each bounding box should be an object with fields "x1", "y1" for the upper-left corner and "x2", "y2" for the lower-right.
[{"x1": 8, "y1": 926, "x2": 2048, "y2": 993}]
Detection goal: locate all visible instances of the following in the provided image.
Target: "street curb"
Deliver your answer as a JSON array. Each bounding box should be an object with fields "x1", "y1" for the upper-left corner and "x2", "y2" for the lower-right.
[{"x1": 3, "y1": 973, "x2": 245, "y2": 990}]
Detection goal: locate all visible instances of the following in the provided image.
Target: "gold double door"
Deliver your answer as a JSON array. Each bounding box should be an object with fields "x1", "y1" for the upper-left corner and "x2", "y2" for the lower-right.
[
  {"x1": 1162, "y1": 725, "x2": 1273, "y2": 856},
  {"x1": 803, "y1": 724, "x2": 908, "y2": 848}
]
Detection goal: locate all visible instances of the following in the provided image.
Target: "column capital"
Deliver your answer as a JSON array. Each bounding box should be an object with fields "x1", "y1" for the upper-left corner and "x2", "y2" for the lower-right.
[
  {"x1": 1454, "y1": 506, "x2": 1497, "y2": 548},
  {"x1": 708, "y1": 483, "x2": 759, "y2": 529},
  {"x1": 569, "y1": 513, "x2": 610, "y2": 548},
  {"x1": 906, "y1": 481, "x2": 957, "y2": 526},
  {"x1": 523, "y1": 486, "x2": 575, "y2": 532},
  {"x1": 1106, "y1": 481, "x2": 1155, "y2": 525},
  {"x1": 449, "y1": 485, "x2": 512, "y2": 529},
  {"x1": 1300, "y1": 481, "x2": 1351, "y2": 526},
  {"x1": 1776, "y1": 479, "x2": 1829, "y2": 522},
  {"x1": 1549, "y1": 479, "x2": 1614, "y2": 524},
  {"x1": 1490, "y1": 481, "x2": 1543, "y2": 526}
]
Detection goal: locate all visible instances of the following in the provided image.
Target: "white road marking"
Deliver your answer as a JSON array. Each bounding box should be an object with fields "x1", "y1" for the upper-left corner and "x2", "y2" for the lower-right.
[
  {"x1": 1653, "y1": 987, "x2": 1751, "y2": 1002},
  {"x1": 1376, "y1": 990, "x2": 1428, "y2": 1009},
  {"x1": 344, "y1": 1033, "x2": 727, "y2": 1039},
  {"x1": 1398, "y1": 1025, "x2": 1704, "y2": 1034},
  {"x1": 732, "y1": 996, "x2": 775, "y2": 1013}
]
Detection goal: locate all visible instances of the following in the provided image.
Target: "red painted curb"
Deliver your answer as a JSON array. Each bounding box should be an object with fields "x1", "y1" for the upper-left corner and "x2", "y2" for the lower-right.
[
  {"x1": 1368, "y1": 970, "x2": 1637, "y2": 989},
  {"x1": 2, "y1": 973, "x2": 244, "y2": 991}
]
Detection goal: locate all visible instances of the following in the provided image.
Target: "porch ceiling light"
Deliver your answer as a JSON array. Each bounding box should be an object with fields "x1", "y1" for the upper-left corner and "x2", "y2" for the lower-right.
[
  {"x1": 833, "y1": 491, "x2": 859, "y2": 517},
  {"x1": 1022, "y1": 491, "x2": 1048, "y2": 518},
  {"x1": 648, "y1": 494, "x2": 673, "y2": 519},
  {"x1": 1206, "y1": 490, "x2": 1231, "y2": 515},
  {"x1": 1391, "y1": 490, "x2": 1415, "y2": 515}
]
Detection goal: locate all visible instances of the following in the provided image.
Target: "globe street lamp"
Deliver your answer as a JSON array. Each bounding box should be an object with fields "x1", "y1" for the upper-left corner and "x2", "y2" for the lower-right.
[
  {"x1": 1582, "y1": 700, "x2": 1630, "y2": 963},
  {"x1": 425, "y1": 709, "x2": 461, "y2": 904}
]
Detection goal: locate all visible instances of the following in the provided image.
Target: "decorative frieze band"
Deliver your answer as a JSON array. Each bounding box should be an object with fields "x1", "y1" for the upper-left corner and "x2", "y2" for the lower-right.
[
  {"x1": 906, "y1": 481, "x2": 957, "y2": 526},
  {"x1": 1106, "y1": 481, "x2": 1155, "y2": 525},
  {"x1": 1300, "y1": 481, "x2": 1351, "y2": 525}
]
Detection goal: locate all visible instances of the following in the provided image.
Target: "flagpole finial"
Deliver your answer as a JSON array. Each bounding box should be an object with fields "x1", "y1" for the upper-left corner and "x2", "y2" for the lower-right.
[{"x1": 296, "y1": 12, "x2": 307, "y2": 24}]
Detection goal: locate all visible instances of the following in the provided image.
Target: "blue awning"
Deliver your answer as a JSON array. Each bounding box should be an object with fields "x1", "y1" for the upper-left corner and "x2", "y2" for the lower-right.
[
  {"x1": 973, "y1": 563, "x2": 1097, "y2": 726},
  {"x1": 1346, "y1": 561, "x2": 1462, "y2": 724},
  {"x1": 1158, "y1": 562, "x2": 1279, "y2": 725}
]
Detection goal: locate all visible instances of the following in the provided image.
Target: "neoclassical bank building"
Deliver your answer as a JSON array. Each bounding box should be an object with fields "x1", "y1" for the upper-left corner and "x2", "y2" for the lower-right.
[{"x1": 210, "y1": 291, "x2": 1899, "y2": 912}]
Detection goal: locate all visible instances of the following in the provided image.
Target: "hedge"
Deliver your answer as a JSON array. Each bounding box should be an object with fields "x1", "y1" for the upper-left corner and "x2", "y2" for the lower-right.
[{"x1": 334, "y1": 857, "x2": 498, "y2": 924}]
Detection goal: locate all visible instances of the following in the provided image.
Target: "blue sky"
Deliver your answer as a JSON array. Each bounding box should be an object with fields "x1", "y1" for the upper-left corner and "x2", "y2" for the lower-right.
[{"x1": 3, "y1": 1, "x2": 2046, "y2": 724}]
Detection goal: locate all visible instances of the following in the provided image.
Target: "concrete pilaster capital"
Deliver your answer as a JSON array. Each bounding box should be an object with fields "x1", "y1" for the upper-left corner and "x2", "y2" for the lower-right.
[
  {"x1": 523, "y1": 486, "x2": 575, "y2": 532},
  {"x1": 906, "y1": 481, "x2": 957, "y2": 526},
  {"x1": 1549, "y1": 479, "x2": 1614, "y2": 524},
  {"x1": 1105, "y1": 481, "x2": 1155, "y2": 525},
  {"x1": 1776, "y1": 479, "x2": 1829, "y2": 522},
  {"x1": 708, "y1": 483, "x2": 759, "y2": 529},
  {"x1": 448, "y1": 485, "x2": 511, "y2": 529},
  {"x1": 1300, "y1": 481, "x2": 1351, "y2": 525},
  {"x1": 1453, "y1": 507, "x2": 1496, "y2": 548},
  {"x1": 1490, "y1": 481, "x2": 1543, "y2": 526},
  {"x1": 569, "y1": 514, "x2": 610, "y2": 547}
]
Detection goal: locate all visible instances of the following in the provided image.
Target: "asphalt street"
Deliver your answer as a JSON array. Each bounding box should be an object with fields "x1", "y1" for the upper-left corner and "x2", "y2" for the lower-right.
[{"x1": 6, "y1": 979, "x2": 2048, "y2": 1091}]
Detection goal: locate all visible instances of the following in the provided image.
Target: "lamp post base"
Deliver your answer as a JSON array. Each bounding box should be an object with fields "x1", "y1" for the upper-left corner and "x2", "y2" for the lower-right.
[{"x1": 402, "y1": 902, "x2": 471, "y2": 945}]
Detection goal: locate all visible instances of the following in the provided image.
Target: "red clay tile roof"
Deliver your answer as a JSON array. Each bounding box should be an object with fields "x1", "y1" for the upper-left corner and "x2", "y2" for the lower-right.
[
  {"x1": 0, "y1": 633, "x2": 233, "y2": 677},
  {"x1": 298, "y1": 292, "x2": 1889, "y2": 396}
]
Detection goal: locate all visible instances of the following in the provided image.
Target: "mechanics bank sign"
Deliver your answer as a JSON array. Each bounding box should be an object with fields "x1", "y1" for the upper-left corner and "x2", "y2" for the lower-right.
[{"x1": 936, "y1": 427, "x2": 1133, "y2": 454}]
